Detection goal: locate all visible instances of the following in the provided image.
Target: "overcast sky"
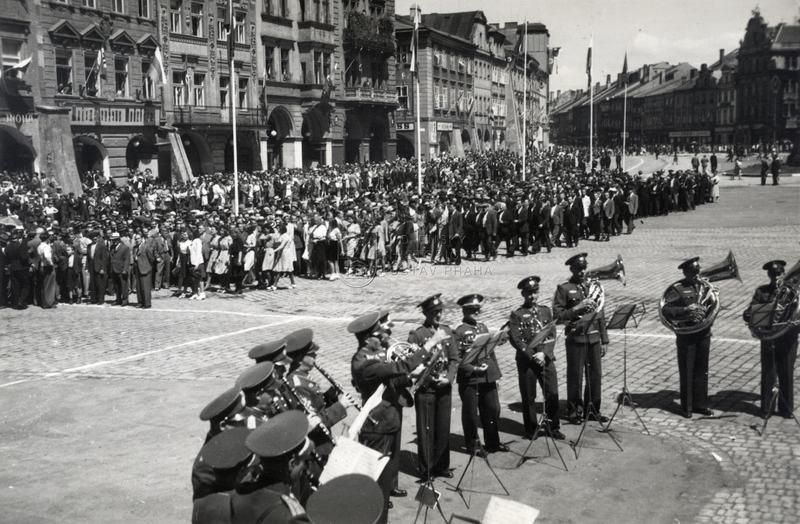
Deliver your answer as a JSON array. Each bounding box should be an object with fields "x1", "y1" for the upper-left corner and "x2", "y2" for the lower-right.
[{"x1": 395, "y1": 0, "x2": 799, "y2": 93}]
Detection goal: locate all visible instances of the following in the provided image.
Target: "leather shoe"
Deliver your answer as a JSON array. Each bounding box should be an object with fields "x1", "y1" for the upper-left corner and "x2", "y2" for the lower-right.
[
  {"x1": 468, "y1": 447, "x2": 487, "y2": 458},
  {"x1": 488, "y1": 444, "x2": 510, "y2": 453},
  {"x1": 694, "y1": 408, "x2": 714, "y2": 417},
  {"x1": 390, "y1": 488, "x2": 407, "y2": 498},
  {"x1": 568, "y1": 416, "x2": 582, "y2": 425},
  {"x1": 682, "y1": 410, "x2": 693, "y2": 419},
  {"x1": 546, "y1": 428, "x2": 566, "y2": 440},
  {"x1": 435, "y1": 470, "x2": 454, "y2": 479},
  {"x1": 588, "y1": 413, "x2": 609, "y2": 423}
]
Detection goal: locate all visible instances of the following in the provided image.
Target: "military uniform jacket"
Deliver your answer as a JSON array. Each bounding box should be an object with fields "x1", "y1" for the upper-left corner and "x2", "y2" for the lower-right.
[
  {"x1": 743, "y1": 283, "x2": 799, "y2": 344},
  {"x1": 661, "y1": 277, "x2": 712, "y2": 341},
  {"x1": 407, "y1": 323, "x2": 459, "y2": 389},
  {"x1": 552, "y1": 277, "x2": 609, "y2": 345},
  {"x1": 454, "y1": 321, "x2": 501, "y2": 385},
  {"x1": 351, "y1": 337, "x2": 429, "y2": 434},
  {"x1": 508, "y1": 304, "x2": 556, "y2": 362},
  {"x1": 230, "y1": 481, "x2": 311, "y2": 524}
]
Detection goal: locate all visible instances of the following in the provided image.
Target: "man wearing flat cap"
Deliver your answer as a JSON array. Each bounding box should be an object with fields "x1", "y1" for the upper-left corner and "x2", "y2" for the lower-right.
[
  {"x1": 553, "y1": 253, "x2": 610, "y2": 424},
  {"x1": 661, "y1": 257, "x2": 714, "y2": 418},
  {"x1": 744, "y1": 260, "x2": 798, "y2": 418},
  {"x1": 407, "y1": 294, "x2": 459, "y2": 480},
  {"x1": 454, "y1": 294, "x2": 506, "y2": 454},
  {"x1": 349, "y1": 311, "x2": 446, "y2": 516},
  {"x1": 509, "y1": 276, "x2": 565, "y2": 440}
]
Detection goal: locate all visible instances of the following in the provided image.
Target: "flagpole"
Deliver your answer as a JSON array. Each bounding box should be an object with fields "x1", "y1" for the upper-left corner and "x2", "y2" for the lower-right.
[
  {"x1": 414, "y1": 6, "x2": 422, "y2": 196},
  {"x1": 622, "y1": 81, "x2": 627, "y2": 172},
  {"x1": 588, "y1": 36, "x2": 593, "y2": 173},
  {"x1": 522, "y1": 21, "x2": 527, "y2": 181},
  {"x1": 229, "y1": 0, "x2": 239, "y2": 216}
]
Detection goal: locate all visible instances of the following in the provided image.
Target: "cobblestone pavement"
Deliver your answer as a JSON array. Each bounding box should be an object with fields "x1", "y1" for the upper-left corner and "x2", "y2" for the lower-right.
[{"x1": 1, "y1": 159, "x2": 798, "y2": 523}]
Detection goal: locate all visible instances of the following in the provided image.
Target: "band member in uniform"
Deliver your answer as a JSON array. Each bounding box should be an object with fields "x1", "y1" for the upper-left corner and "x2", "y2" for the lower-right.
[
  {"x1": 192, "y1": 426, "x2": 254, "y2": 501},
  {"x1": 349, "y1": 311, "x2": 439, "y2": 515},
  {"x1": 508, "y1": 276, "x2": 565, "y2": 440},
  {"x1": 407, "y1": 294, "x2": 458, "y2": 480},
  {"x1": 662, "y1": 257, "x2": 714, "y2": 418},
  {"x1": 552, "y1": 253, "x2": 610, "y2": 424},
  {"x1": 454, "y1": 294, "x2": 507, "y2": 455},
  {"x1": 743, "y1": 260, "x2": 798, "y2": 417}
]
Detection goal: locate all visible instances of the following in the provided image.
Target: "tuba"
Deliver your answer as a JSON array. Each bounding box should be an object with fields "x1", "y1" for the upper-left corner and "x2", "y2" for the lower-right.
[
  {"x1": 584, "y1": 255, "x2": 627, "y2": 312},
  {"x1": 747, "y1": 259, "x2": 800, "y2": 340},
  {"x1": 659, "y1": 251, "x2": 740, "y2": 335}
]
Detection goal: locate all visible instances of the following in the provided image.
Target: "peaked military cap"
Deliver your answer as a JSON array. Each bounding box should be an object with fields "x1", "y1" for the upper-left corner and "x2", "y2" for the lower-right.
[
  {"x1": 248, "y1": 339, "x2": 287, "y2": 362},
  {"x1": 418, "y1": 293, "x2": 444, "y2": 312},
  {"x1": 198, "y1": 427, "x2": 253, "y2": 470},
  {"x1": 457, "y1": 294, "x2": 484, "y2": 309},
  {"x1": 762, "y1": 260, "x2": 786, "y2": 272},
  {"x1": 678, "y1": 256, "x2": 701, "y2": 271},
  {"x1": 284, "y1": 328, "x2": 314, "y2": 356},
  {"x1": 199, "y1": 387, "x2": 245, "y2": 422},
  {"x1": 347, "y1": 311, "x2": 382, "y2": 335},
  {"x1": 235, "y1": 362, "x2": 276, "y2": 392},
  {"x1": 245, "y1": 410, "x2": 309, "y2": 458},
  {"x1": 565, "y1": 252, "x2": 589, "y2": 267},
  {"x1": 306, "y1": 474, "x2": 384, "y2": 524},
  {"x1": 517, "y1": 276, "x2": 541, "y2": 292}
]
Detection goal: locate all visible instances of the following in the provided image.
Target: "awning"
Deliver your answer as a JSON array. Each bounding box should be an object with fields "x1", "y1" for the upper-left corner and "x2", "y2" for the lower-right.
[{"x1": 0, "y1": 125, "x2": 36, "y2": 158}]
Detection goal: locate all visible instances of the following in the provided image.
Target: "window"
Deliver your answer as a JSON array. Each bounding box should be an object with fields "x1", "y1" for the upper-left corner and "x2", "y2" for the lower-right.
[
  {"x1": 219, "y1": 76, "x2": 230, "y2": 108},
  {"x1": 1, "y1": 38, "x2": 22, "y2": 77},
  {"x1": 323, "y1": 53, "x2": 331, "y2": 82},
  {"x1": 170, "y1": 0, "x2": 182, "y2": 33},
  {"x1": 138, "y1": 0, "x2": 150, "y2": 18},
  {"x1": 82, "y1": 0, "x2": 96, "y2": 8},
  {"x1": 193, "y1": 73, "x2": 205, "y2": 106},
  {"x1": 84, "y1": 51, "x2": 98, "y2": 96},
  {"x1": 280, "y1": 48, "x2": 290, "y2": 81},
  {"x1": 56, "y1": 49, "x2": 73, "y2": 94},
  {"x1": 433, "y1": 85, "x2": 440, "y2": 110},
  {"x1": 238, "y1": 77, "x2": 248, "y2": 109},
  {"x1": 320, "y1": 0, "x2": 329, "y2": 24},
  {"x1": 265, "y1": 46, "x2": 275, "y2": 79},
  {"x1": 141, "y1": 59, "x2": 154, "y2": 99},
  {"x1": 299, "y1": 0, "x2": 306, "y2": 21},
  {"x1": 217, "y1": 8, "x2": 229, "y2": 41},
  {"x1": 235, "y1": 13, "x2": 246, "y2": 44},
  {"x1": 190, "y1": 3, "x2": 204, "y2": 37},
  {"x1": 314, "y1": 51, "x2": 323, "y2": 84},
  {"x1": 172, "y1": 71, "x2": 186, "y2": 106},
  {"x1": 112, "y1": 0, "x2": 124, "y2": 13},
  {"x1": 265, "y1": 0, "x2": 287, "y2": 17},
  {"x1": 397, "y1": 85, "x2": 408, "y2": 110},
  {"x1": 114, "y1": 57, "x2": 129, "y2": 97}
]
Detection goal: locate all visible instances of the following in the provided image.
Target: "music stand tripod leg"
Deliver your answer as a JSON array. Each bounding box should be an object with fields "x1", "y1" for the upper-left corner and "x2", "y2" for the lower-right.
[{"x1": 448, "y1": 447, "x2": 477, "y2": 508}]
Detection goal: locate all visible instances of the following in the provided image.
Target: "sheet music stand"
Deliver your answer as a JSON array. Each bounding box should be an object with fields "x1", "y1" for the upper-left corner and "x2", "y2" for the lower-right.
[
  {"x1": 601, "y1": 303, "x2": 650, "y2": 438},
  {"x1": 513, "y1": 323, "x2": 568, "y2": 471},
  {"x1": 570, "y1": 310, "x2": 623, "y2": 458},
  {"x1": 445, "y1": 332, "x2": 510, "y2": 508}
]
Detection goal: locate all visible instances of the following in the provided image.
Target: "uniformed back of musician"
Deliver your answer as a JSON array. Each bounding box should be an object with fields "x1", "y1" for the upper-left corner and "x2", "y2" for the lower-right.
[
  {"x1": 743, "y1": 260, "x2": 798, "y2": 418},
  {"x1": 552, "y1": 253, "x2": 609, "y2": 424},
  {"x1": 508, "y1": 276, "x2": 565, "y2": 440},
  {"x1": 662, "y1": 257, "x2": 714, "y2": 418},
  {"x1": 407, "y1": 294, "x2": 459, "y2": 480},
  {"x1": 454, "y1": 294, "x2": 508, "y2": 454}
]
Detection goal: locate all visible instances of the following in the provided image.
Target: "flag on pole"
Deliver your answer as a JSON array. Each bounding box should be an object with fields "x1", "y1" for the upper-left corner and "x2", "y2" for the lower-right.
[
  {"x1": 586, "y1": 38, "x2": 592, "y2": 89},
  {"x1": 622, "y1": 52, "x2": 628, "y2": 83},
  {"x1": 410, "y1": 7, "x2": 420, "y2": 75},
  {"x1": 154, "y1": 45, "x2": 167, "y2": 85}
]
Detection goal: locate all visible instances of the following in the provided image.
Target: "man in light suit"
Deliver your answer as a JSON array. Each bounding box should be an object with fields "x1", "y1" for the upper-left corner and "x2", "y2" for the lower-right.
[
  {"x1": 133, "y1": 232, "x2": 157, "y2": 308},
  {"x1": 109, "y1": 232, "x2": 131, "y2": 306}
]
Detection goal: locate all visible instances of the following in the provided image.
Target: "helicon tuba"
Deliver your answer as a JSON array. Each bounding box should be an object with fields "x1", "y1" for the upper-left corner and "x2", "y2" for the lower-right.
[
  {"x1": 659, "y1": 251, "x2": 740, "y2": 335},
  {"x1": 747, "y1": 259, "x2": 800, "y2": 340},
  {"x1": 584, "y1": 255, "x2": 627, "y2": 312}
]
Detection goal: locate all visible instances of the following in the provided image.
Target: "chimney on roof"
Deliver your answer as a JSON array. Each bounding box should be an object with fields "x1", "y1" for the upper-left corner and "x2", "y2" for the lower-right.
[
  {"x1": 606, "y1": 74, "x2": 611, "y2": 87},
  {"x1": 719, "y1": 49, "x2": 724, "y2": 64},
  {"x1": 690, "y1": 68, "x2": 696, "y2": 79}
]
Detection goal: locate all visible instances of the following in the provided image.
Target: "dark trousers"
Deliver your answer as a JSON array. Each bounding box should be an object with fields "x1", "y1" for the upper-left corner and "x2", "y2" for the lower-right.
[
  {"x1": 535, "y1": 228, "x2": 552, "y2": 252},
  {"x1": 458, "y1": 382, "x2": 501, "y2": 450},
  {"x1": 480, "y1": 234, "x2": 496, "y2": 259},
  {"x1": 449, "y1": 237, "x2": 461, "y2": 265},
  {"x1": 360, "y1": 420, "x2": 401, "y2": 523},
  {"x1": 517, "y1": 231, "x2": 530, "y2": 254},
  {"x1": 428, "y1": 232, "x2": 440, "y2": 262},
  {"x1": 517, "y1": 358, "x2": 560, "y2": 434},
  {"x1": 414, "y1": 387, "x2": 452, "y2": 476},
  {"x1": 676, "y1": 333, "x2": 710, "y2": 413},
  {"x1": 112, "y1": 272, "x2": 129, "y2": 305},
  {"x1": 760, "y1": 334, "x2": 798, "y2": 415},
  {"x1": 10, "y1": 269, "x2": 30, "y2": 308},
  {"x1": 136, "y1": 270, "x2": 152, "y2": 307},
  {"x1": 91, "y1": 271, "x2": 107, "y2": 304},
  {"x1": 565, "y1": 339, "x2": 603, "y2": 418}
]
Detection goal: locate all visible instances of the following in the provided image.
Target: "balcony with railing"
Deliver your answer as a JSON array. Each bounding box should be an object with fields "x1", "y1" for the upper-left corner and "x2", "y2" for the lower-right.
[
  {"x1": 343, "y1": 86, "x2": 397, "y2": 105},
  {"x1": 68, "y1": 101, "x2": 159, "y2": 127}
]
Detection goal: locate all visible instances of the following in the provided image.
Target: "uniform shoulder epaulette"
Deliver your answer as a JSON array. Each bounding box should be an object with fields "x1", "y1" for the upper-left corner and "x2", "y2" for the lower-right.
[{"x1": 280, "y1": 494, "x2": 306, "y2": 517}]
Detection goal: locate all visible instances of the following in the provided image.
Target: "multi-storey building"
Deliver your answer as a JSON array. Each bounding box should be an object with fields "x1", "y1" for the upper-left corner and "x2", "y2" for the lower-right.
[
  {"x1": 711, "y1": 48, "x2": 738, "y2": 146},
  {"x1": 734, "y1": 8, "x2": 800, "y2": 147},
  {"x1": 393, "y1": 8, "x2": 546, "y2": 159}
]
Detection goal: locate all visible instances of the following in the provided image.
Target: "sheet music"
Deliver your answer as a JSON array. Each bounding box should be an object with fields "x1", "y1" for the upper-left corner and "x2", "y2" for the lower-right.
[
  {"x1": 317, "y1": 437, "x2": 389, "y2": 485},
  {"x1": 482, "y1": 496, "x2": 540, "y2": 524}
]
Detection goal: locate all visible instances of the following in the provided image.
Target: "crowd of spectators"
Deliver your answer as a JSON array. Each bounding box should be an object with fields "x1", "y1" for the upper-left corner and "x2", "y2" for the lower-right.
[{"x1": 0, "y1": 146, "x2": 720, "y2": 309}]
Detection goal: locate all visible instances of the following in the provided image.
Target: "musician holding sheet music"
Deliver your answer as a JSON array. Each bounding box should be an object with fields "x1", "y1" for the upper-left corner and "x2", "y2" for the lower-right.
[
  {"x1": 508, "y1": 276, "x2": 566, "y2": 440},
  {"x1": 454, "y1": 294, "x2": 508, "y2": 455}
]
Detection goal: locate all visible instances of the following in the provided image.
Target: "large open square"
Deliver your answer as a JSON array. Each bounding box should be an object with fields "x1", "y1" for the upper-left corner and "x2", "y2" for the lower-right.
[{"x1": 2, "y1": 163, "x2": 798, "y2": 523}]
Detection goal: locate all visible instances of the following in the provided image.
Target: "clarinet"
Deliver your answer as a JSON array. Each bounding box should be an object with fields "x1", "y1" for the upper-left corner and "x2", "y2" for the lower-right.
[
  {"x1": 314, "y1": 363, "x2": 362, "y2": 411},
  {"x1": 280, "y1": 377, "x2": 336, "y2": 444}
]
